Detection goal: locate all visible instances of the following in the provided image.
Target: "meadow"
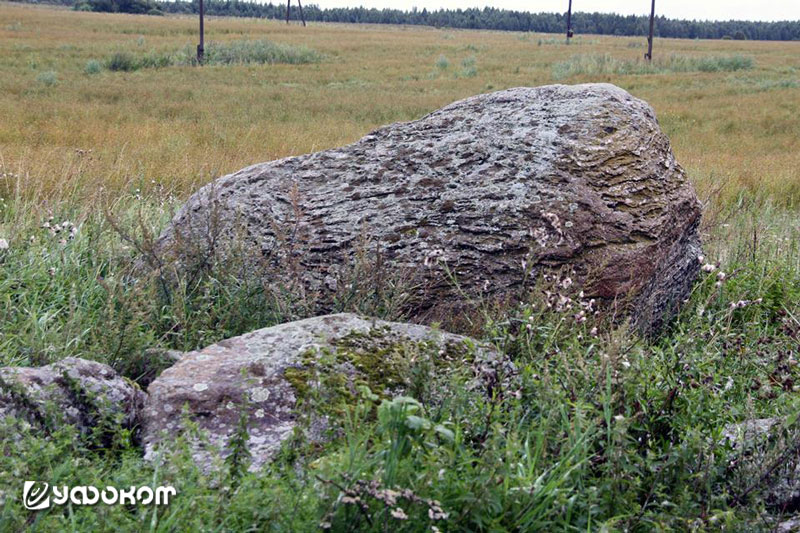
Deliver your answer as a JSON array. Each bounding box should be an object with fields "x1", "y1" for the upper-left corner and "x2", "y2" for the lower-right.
[{"x1": 1, "y1": 2, "x2": 800, "y2": 531}]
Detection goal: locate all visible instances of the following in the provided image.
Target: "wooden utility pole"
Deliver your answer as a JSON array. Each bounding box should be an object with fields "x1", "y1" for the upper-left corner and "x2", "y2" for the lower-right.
[
  {"x1": 197, "y1": 0, "x2": 204, "y2": 63},
  {"x1": 286, "y1": 0, "x2": 306, "y2": 27},
  {"x1": 645, "y1": 0, "x2": 655, "y2": 61},
  {"x1": 298, "y1": 0, "x2": 305, "y2": 27},
  {"x1": 566, "y1": 0, "x2": 574, "y2": 41}
]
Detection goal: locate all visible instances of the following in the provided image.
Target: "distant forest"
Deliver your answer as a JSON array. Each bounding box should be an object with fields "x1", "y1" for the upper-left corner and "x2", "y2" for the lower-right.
[{"x1": 16, "y1": 0, "x2": 800, "y2": 41}]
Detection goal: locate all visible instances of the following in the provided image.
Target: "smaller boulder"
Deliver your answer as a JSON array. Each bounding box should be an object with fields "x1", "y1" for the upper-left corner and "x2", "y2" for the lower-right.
[
  {"x1": 724, "y1": 417, "x2": 800, "y2": 512},
  {"x1": 0, "y1": 357, "x2": 145, "y2": 439},
  {"x1": 142, "y1": 313, "x2": 512, "y2": 471},
  {"x1": 722, "y1": 417, "x2": 780, "y2": 449}
]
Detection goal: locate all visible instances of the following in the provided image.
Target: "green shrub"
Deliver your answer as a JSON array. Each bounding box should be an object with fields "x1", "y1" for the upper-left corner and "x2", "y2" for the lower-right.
[
  {"x1": 435, "y1": 54, "x2": 449, "y2": 70},
  {"x1": 106, "y1": 52, "x2": 139, "y2": 72},
  {"x1": 459, "y1": 55, "x2": 477, "y2": 77},
  {"x1": 36, "y1": 70, "x2": 58, "y2": 87},
  {"x1": 84, "y1": 59, "x2": 102, "y2": 75}
]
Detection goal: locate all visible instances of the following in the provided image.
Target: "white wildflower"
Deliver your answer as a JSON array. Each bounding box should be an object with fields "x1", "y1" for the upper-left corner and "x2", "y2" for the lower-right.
[
  {"x1": 701, "y1": 263, "x2": 716, "y2": 273},
  {"x1": 391, "y1": 508, "x2": 408, "y2": 520},
  {"x1": 0, "y1": 238, "x2": 8, "y2": 250},
  {"x1": 428, "y1": 507, "x2": 449, "y2": 520}
]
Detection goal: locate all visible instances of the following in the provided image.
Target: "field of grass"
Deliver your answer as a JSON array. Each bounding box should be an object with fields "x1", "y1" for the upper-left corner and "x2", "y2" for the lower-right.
[{"x1": 1, "y1": 2, "x2": 800, "y2": 531}]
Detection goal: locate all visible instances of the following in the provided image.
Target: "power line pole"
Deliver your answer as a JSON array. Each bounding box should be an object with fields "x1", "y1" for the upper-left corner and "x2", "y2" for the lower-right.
[
  {"x1": 645, "y1": 0, "x2": 655, "y2": 61},
  {"x1": 566, "y1": 0, "x2": 574, "y2": 41},
  {"x1": 286, "y1": 0, "x2": 306, "y2": 26},
  {"x1": 197, "y1": 0, "x2": 204, "y2": 64}
]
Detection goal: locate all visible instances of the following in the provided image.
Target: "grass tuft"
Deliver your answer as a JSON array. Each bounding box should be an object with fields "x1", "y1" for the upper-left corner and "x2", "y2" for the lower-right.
[
  {"x1": 84, "y1": 59, "x2": 102, "y2": 74},
  {"x1": 35, "y1": 70, "x2": 58, "y2": 86}
]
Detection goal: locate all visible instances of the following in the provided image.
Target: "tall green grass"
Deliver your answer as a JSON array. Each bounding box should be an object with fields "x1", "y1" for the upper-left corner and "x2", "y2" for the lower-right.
[
  {"x1": 101, "y1": 39, "x2": 323, "y2": 72},
  {"x1": 191, "y1": 39, "x2": 324, "y2": 66},
  {"x1": 553, "y1": 53, "x2": 754, "y2": 79},
  {"x1": 0, "y1": 184, "x2": 799, "y2": 529}
]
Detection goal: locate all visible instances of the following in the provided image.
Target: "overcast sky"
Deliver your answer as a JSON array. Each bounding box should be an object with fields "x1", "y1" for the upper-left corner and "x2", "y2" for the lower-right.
[{"x1": 308, "y1": 0, "x2": 800, "y2": 22}]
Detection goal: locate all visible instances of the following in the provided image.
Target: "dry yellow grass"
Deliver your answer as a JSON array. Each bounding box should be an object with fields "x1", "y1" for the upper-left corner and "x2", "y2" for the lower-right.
[{"x1": 1, "y1": 2, "x2": 799, "y2": 207}]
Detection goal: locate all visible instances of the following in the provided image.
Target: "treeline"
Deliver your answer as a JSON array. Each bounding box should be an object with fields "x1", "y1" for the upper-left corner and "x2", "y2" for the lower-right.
[
  {"x1": 156, "y1": 2, "x2": 800, "y2": 41},
  {"x1": 78, "y1": 0, "x2": 163, "y2": 15},
  {"x1": 14, "y1": 0, "x2": 800, "y2": 41}
]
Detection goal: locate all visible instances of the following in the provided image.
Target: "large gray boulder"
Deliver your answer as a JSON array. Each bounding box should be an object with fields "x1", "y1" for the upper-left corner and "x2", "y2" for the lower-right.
[
  {"x1": 153, "y1": 83, "x2": 701, "y2": 333},
  {"x1": 0, "y1": 357, "x2": 145, "y2": 439},
  {"x1": 142, "y1": 313, "x2": 511, "y2": 471}
]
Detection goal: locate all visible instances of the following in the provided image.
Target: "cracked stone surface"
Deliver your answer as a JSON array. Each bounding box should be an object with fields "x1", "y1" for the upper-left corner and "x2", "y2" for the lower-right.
[
  {"x1": 142, "y1": 313, "x2": 509, "y2": 471},
  {"x1": 0, "y1": 357, "x2": 145, "y2": 436},
  {"x1": 154, "y1": 83, "x2": 702, "y2": 333}
]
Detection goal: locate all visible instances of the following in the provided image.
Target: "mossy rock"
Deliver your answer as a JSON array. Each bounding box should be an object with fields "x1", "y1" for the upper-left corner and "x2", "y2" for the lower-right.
[{"x1": 142, "y1": 314, "x2": 511, "y2": 471}]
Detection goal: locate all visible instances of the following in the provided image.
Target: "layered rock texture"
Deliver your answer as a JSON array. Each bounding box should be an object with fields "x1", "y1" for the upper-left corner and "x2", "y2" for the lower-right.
[
  {"x1": 142, "y1": 313, "x2": 510, "y2": 471},
  {"x1": 0, "y1": 357, "x2": 145, "y2": 436},
  {"x1": 154, "y1": 83, "x2": 702, "y2": 333}
]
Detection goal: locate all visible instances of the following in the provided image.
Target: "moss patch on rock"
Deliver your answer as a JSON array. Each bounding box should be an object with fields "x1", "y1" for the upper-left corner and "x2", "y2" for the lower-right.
[{"x1": 281, "y1": 326, "x2": 477, "y2": 416}]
